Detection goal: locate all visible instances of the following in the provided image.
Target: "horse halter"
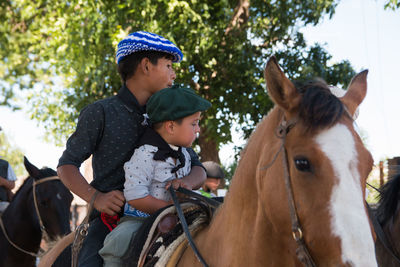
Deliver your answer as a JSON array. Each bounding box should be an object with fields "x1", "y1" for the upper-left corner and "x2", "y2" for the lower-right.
[
  {"x1": 0, "y1": 175, "x2": 60, "y2": 257},
  {"x1": 267, "y1": 116, "x2": 317, "y2": 267}
]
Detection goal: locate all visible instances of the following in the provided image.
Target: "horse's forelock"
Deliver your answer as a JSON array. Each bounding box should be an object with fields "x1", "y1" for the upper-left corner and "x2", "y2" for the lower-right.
[{"x1": 296, "y1": 80, "x2": 345, "y2": 131}]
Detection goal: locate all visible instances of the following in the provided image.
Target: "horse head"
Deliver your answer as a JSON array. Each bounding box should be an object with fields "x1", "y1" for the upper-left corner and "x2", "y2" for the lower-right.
[
  {"x1": 23, "y1": 157, "x2": 73, "y2": 241},
  {"x1": 244, "y1": 56, "x2": 375, "y2": 266}
]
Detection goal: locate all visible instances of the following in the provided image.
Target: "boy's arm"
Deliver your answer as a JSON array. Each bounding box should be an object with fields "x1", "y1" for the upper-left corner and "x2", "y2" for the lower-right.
[
  {"x1": 57, "y1": 164, "x2": 125, "y2": 216},
  {"x1": 0, "y1": 176, "x2": 15, "y2": 190},
  {"x1": 183, "y1": 148, "x2": 207, "y2": 190},
  {"x1": 128, "y1": 196, "x2": 171, "y2": 214},
  {"x1": 166, "y1": 165, "x2": 206, "y2": 190}
]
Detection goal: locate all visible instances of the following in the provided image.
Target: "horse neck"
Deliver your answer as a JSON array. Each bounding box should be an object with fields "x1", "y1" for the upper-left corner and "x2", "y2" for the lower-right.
[
  {"x1": 2, "y1": 180, "x2": 43, "y2": 249},
  {"x1": 184, "y1": 109, "x2": 291, "y2": 265}
]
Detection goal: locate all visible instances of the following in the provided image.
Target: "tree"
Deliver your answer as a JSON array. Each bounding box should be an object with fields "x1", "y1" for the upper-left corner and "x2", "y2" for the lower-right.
[
  {"x1": 0, "y1": 132, "x2": 26, "y2": 176},
  {"x1": 1, "y1": 0, "x2": 355, "y2": 163},
  {"x1": 385, "y1": 0, "x2": 400, "y2": 10}
]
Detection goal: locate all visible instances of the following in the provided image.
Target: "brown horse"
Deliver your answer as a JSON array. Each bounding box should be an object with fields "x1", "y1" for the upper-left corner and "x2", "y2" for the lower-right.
[
  {"x1": 40, "y1": 57, "x2": 377, "y2": 266},
  {"x1": 176, "y1": 57, "x2": 377, "y2": 266}
]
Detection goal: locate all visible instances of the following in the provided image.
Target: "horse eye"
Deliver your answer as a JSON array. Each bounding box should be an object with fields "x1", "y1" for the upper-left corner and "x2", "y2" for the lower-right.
[{"x1": 294, "y1": 157, "x2": 312, "y2": 172}]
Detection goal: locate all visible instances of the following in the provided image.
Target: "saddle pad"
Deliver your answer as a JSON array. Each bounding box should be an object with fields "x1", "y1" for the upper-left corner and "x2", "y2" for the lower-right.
[{"x1": 121, "y1": 202, "x2": 210, "y2": 267}]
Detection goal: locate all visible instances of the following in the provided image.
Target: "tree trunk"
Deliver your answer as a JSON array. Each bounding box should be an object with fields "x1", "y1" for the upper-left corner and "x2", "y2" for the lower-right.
[
  {"x1": 198, "y1": 128, "x2": 227, "y2": 190},
  {"x1": 198, "y1": 127, "x2": 220, "y2": 163}
]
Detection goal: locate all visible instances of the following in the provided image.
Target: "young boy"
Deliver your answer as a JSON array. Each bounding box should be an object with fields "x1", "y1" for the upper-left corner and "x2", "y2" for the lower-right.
[
  {"x1": 57, "y1": 31, "x2": 206, "y2": 266},
  {"x1": 99, "y1": 85, "x2": 211, "y2": 266}
]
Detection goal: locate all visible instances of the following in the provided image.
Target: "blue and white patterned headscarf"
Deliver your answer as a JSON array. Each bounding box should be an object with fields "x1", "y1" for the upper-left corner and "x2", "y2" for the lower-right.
[{"x1": 116, "y1": 31, "x2": 183, "y2": 64}]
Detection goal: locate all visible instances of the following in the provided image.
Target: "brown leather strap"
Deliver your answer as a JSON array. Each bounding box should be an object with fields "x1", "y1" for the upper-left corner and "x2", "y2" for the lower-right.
[
  {"x1": 169, "y1": 187, "x2": 209, "y2": 267},
  {"x1": 0, "y1": 216, "x2": 40, "y2": 257},
  {"x1": 71, "y1": 190, "x2": 99, "y2": 267},
  {"x1": 268, "y1": 116, "x2": 316, "y2": 267},
  {"x1": 33, "y1": 176, "x2": 60, "y2": 242}
]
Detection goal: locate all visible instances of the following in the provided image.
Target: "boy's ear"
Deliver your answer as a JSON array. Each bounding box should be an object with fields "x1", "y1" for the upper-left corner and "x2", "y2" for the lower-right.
[
  {"x1": 140, "y1": 58, "x2": 150, "y2": 74},
  {"x1": 164, "y1": 121, "x2": 175, "y2": 134}
]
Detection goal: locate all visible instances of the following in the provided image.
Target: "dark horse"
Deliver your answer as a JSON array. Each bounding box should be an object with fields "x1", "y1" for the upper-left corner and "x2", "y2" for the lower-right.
[
  {"x1": 0, "y1": 157, "x2": 73, "y2": 267},
  {"x1": 375, "y1": 173, "x2": 400, "y2": 266}
]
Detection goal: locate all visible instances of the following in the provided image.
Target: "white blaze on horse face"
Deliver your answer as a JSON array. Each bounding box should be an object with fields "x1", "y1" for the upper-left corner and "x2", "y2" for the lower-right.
[{"x1": 315, "y1": 124, "x2": 377, "y2": 267}]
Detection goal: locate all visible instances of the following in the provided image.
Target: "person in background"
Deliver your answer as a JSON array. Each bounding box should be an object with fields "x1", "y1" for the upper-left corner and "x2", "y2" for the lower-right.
[
  {"x1": 0, "y1": 126, "x2": 17, "y2": 212},
  {"x1": 198, "y1": 161, "x2": 225, "y2": 198}
]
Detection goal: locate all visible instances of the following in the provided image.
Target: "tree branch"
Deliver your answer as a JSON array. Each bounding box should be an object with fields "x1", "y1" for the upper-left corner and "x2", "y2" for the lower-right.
[{"x1": 225, "y1": 0, "x2": 250, "y2": 35}]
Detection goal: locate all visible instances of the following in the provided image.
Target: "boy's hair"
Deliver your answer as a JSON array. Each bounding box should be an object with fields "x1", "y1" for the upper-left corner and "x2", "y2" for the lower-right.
[
  {"x1": 152, "y1": 118, "x2": 183, "y2": 131},
  {"x1": 118, "y1": 50, "x2": 175, "y2": 82}
]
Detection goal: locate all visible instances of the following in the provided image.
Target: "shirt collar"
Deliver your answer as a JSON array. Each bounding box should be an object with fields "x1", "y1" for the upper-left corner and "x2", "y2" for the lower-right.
[
  {"x1": 137, "y1": 127, "x2": 174, "y2": 152},
  {"x1": 117, "y1": 85, "x2": 145, "y2": 114},
  {"x1": 137, "y1": 127, "x2": 186, "y2": 173}
]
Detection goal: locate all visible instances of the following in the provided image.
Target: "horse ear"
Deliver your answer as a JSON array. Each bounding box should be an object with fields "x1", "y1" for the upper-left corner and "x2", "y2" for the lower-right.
[
  {"x1": 341, "y1": 70, "x2": 368, "y2": 117},
  {"x1": 24, "y1": 156, "x2": 41, "y2": 179},
  {"x1": 264, "y1": 56, "x2": 300, "y2": 112}
]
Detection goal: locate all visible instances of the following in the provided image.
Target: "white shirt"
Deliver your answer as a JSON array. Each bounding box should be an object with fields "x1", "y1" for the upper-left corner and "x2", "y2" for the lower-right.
[{"x1": 123, "y1": 144, "x2": 191, "y2": 202}]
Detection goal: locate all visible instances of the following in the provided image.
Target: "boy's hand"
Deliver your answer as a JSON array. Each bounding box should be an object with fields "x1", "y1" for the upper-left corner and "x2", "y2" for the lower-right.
[
  {"x1": 165, "y1": 179, "x2": 192, "y2": 190},
  {"x1": 93, "y1": 190, "x2": 125, "y2": 216}
]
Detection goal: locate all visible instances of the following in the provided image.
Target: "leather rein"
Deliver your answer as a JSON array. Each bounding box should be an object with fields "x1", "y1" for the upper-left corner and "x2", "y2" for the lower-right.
[
  {"x1": 261, "y1": 116, "x2": 316, "y2": 267},
  {"x1": 0, "y1": 176, "x2": 60, "y2": 257},
  {"x1": 168, "y1": 186, "x2": 221, "y2": 267}
]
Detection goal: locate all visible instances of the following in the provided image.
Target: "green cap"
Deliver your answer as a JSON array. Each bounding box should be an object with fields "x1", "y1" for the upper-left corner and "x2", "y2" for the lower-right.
[{"x1": 147, "y1": 85, "x2": 211, "y2": 124}]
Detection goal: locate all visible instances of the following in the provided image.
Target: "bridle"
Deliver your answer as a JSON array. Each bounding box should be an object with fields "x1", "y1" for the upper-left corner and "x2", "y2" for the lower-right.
[
  {"x1": 263, "y1": 116, "x2": 317, "y2": 267},
  {"x1": 0, "y1": 175, "x2": 60, "y2": 257}
]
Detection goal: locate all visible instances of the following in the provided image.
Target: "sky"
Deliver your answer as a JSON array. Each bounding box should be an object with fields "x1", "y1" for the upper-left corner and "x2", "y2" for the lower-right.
[
  {"x1": 1, "y1": 0, "x2": 400, "y2": 172},
  {"x1": 221, "y1": 0, "x2": 400, "y2": 167}
]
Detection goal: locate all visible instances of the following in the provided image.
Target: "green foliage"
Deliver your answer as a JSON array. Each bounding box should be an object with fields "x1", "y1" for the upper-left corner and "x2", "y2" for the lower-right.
[
  {"x1": 385, "y1": 0, "x2": 400, "y2": 10},
  {"x1": 1, "y1": 0, "x2": 355, "y2": 152},
  {"x1": 366, "y1": 173, "x2": 381, "y2": 205},
  {"x1": 222, "y1": 160, "x2": 237, "y2": 189},
  {"x1": 0, "y1": 132, "x2": 26, "y2": 176}
]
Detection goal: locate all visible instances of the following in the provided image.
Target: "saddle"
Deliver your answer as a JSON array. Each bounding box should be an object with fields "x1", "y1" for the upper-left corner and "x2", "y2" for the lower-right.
[{"x1": 121, "y1": 201, "x2": 213, "y2": 267}]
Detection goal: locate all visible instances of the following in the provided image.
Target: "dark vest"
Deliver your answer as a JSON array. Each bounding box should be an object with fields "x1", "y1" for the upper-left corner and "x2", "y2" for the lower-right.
[{"x1": 0, "y1": 159, "x2": 10, "y2": 201}]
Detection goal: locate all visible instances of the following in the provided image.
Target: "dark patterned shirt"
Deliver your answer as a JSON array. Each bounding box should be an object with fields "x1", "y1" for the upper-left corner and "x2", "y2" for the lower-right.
[{"x1": 58, "y1": 85, "x2": 202, "y2": 192}]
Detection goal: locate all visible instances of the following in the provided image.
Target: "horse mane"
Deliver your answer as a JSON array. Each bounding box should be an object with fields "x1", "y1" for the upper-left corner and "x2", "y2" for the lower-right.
[
  {"x1": 376, "y1": 174, "x2": 400, "y2": 224},
  {"x1": 294, "y1": 79, "x2": 346, "y2": 131},
  {"x1": 12, "y1": 177, "x2": 34, "y2": 199}
]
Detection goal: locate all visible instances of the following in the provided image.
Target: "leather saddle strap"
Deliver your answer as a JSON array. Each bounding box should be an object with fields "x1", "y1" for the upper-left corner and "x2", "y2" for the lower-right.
[
  {"x1": 71, "y1": 190, "x2": 99, "y2": 267},
  {"x1": 176, "y1": 187, "x2": 221, "y2": 209},
  {"x1": 169, "y1": 187, "x2": 209, "y2": 267},
  {"x1": 367, "y1": 203, "x2": 400, "y2": 265}
]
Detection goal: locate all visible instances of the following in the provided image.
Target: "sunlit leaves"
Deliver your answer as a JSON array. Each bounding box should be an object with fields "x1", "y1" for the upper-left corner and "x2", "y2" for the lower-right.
[{"x1": 1, "y1": 0, "x2": 355, "y2": 156}]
